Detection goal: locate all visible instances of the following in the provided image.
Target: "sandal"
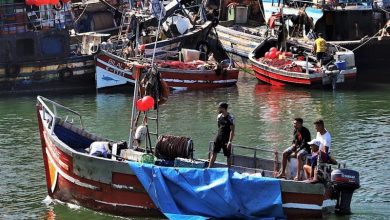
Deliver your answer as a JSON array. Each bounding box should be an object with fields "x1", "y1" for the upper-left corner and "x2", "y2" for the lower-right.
[
  {"x1": 294, "y1": 176, "x2": 302, "y2": 181},
  {"x1": 275, "y1": 172, "x2": 286, "y2": 179}
]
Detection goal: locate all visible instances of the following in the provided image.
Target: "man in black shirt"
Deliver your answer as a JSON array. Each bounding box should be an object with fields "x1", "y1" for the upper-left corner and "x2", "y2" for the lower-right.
[
  {"x1": 208, "y1": 102, "x2": 235, "y2": 168},
  {"x1": 276, "y1": 118, "x2": 311, "y2": 180}
]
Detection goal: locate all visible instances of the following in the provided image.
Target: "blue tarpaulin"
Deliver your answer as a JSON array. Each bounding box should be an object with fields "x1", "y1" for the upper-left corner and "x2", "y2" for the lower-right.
[{"x1": 129, "y1": 162, "x2": 285, "y2": 220}]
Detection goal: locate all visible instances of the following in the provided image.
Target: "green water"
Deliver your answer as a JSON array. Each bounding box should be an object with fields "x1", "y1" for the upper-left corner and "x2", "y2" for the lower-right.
[{"x1": 0, "y1": 74, "x2": 389, "y2": 219}]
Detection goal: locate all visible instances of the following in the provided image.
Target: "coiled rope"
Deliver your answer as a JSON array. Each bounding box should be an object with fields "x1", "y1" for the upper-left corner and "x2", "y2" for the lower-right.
[{"x1": 155, "y1": 135, "x2": 194, "y2": 160}]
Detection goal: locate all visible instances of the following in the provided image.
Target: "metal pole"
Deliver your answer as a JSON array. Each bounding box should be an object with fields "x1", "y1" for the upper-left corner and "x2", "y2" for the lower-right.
[
  {"x1": 135, "y1": 17, "x2": 140, "y2": 56},
  {"x1": 150, "y1": 3, "x2": 165, "y2": 67},
  {"x1": 128, "y1": 66, "x2": 140, "y2": 148}
]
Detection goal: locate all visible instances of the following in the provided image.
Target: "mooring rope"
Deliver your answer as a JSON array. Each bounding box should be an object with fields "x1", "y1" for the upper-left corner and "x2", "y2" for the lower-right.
[{"x1": 351, "y1": 29, "x2": 381, "y2": 52}]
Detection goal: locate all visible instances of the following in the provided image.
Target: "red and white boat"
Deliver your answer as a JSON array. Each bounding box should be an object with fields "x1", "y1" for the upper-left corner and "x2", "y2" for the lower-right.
[
  {"x1": 36, "y1": 94, "x2": 360, "y2": 219},
  {"x1": 96, "y1": 50, "x2": 239, "y2": 90},
  {"x1": 249, "y1": 38, "x2": 357, "y2": 88}
]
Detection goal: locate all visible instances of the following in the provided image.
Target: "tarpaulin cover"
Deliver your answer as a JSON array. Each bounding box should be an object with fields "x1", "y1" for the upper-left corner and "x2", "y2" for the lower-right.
[{"x1": 129, "y1": 162, "x2": 285, "y2": 220}]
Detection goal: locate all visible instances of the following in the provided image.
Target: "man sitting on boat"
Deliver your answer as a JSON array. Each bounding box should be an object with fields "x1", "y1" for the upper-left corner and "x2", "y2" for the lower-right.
[
  {"x1": 89, "y1": 141, "x2": 112, "y2": 158},
  {"x1": 303, "y1": 139, "x2": 322, "y2": 180},
  {"x1": 313, "y1": 33, "x2": 327, "y2": 66},
  {"x1": 304, "y1": 119, "x2": 332, "y2": 181},
  {"x1": 208, "y1": 102, "x2": 235, "y2": 168},
  {"x1": 276, "y1": 118, "x2": 311, "y2": 180}
]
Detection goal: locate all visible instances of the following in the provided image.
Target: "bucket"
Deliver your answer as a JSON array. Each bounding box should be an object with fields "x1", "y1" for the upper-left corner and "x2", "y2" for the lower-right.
[
  {"x1": 335, "y1": 61, "x2": 347, "y2": 70},
  {"x1": 181, "y1": 49, "x2": 200, "y2": 62}
]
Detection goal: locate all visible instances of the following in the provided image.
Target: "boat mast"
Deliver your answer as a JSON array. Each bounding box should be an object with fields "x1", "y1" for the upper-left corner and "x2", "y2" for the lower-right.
[
  {"x1": 128, "y1": 1, "x2": 165, "y2": 148},
  {"x1": 128, "y1": 64, "x2": 141, "y2": 148}
]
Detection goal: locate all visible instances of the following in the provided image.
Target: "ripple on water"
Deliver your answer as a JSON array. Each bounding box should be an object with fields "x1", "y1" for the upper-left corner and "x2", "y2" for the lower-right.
[{"x1": 1, "y1": 82, "x2": 390, "y2": 219}]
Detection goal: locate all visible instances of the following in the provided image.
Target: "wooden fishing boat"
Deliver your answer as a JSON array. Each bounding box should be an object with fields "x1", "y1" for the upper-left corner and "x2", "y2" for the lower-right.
[
  {"x1": 36, "y1": 94, "x2": 360, "y2": 218},
  {"x1": 96, "y1": 49, "x2": 239, "y2": 90},
  {"x1": 212, "y1": 0, "x2": 266, "y2": 64},
  {"x1": 95, "y1": 3, "x2": 239, "y2": 91},
  {"x1": 0, "y1": 2, "x2": 100, "y2": 94},
  {"x1": 260, "y1": 0, "x2": 390, "y2": 82},
  {"x1": 249, "y1": 38, "x2": 357, "y2": 88}
]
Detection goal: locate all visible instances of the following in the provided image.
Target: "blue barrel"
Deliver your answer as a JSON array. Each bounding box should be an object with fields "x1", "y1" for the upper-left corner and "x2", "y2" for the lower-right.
[{"x1": 335, "y1": 61, "x2": 347, "y2": 70}]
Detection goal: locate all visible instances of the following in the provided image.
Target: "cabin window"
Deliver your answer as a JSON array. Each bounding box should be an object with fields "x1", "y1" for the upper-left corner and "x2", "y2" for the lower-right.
[
  {"x1": 16, "y1": 38, "x2": 35, "y2": 57},
  {"x1": 40, "y1": 35, "x2": 65, "y2": 56}
]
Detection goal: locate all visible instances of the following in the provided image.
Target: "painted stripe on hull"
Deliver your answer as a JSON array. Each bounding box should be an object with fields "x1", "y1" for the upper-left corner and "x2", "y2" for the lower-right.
[
  {"x1": 46, "y1": 148, "x2": 99, "y2": 190},
  {"x1": 161, "y1": 71, "x2": 239, "y2": 81},
  {"x1": 253, "y1": 64, "x2": 315, "y2": 85}
]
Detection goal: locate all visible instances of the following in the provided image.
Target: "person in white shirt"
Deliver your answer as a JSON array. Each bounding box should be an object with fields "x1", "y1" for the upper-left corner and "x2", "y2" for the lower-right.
[
  {"x1": 89, "y1": 141, "x2": 112, "y2": 158},
  {"x1": 304, "y1": 119, "x2": 332, "y2": 181},
  {"x1": 314, "y1": 119, "x2": 331, "y2": 157}
]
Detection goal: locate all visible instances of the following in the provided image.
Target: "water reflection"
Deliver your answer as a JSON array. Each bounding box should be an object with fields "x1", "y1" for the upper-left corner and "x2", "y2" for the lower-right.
[{"x1": 0, "y1": 78, "x2": 389, "y2": 219}]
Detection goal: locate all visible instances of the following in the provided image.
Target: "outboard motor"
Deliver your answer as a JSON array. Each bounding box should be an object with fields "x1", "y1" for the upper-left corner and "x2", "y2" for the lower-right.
[{"x1": 331, "y1": 169, "x2": 360, "y2": 214}]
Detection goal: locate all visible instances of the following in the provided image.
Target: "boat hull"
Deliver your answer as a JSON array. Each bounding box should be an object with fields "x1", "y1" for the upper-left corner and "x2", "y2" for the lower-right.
[
  {"x1": 36, "y1": 106, "x2": 163, "y2": 217},
  {"x1": 0, "y1": 30, "x2": 96, "y2": 95},
  {"x1": 252, "y1": 62, "x2": 357, "y2": 87},
  {"x1": 96, "y1": 52, "x2": 239, "y2": 90},
  {"x1": 36, "y1": 101, "x2": 335, "y2": 218}
]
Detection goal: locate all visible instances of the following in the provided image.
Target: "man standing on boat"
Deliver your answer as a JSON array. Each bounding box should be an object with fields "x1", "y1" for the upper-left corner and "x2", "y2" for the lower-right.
[
  {"x1": 276, "y1": 118, "x2": 311, "y2": 180},
  {"x1": 208, "y1": 102, "x2": 235, "y2": 168},
  {"x1": 313, "y1": 33, "x2": 327, "y2": 66}
]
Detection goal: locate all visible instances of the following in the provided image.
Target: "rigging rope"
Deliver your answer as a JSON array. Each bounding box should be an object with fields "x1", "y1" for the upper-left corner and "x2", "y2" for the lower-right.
[
  {"x1": 74, "y1": 4, "x2": 88, "y2": 23},
  {"x1": 351, "y1": 29, "x2": 381, "y2": 52}
]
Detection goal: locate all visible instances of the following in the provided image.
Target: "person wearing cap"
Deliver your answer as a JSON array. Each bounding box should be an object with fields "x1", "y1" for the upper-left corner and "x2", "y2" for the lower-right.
[
  {"x1": 208, "y1": 102, "x2": 235, "y2": 168},
  {"x1": 276, "y1": 118, "x2": 311, "y2": 180},
  {"x1": 303, "y1": 139, "x2": 322, "y2": 180},
  {"x1": 313, "y1": 33, "x2": 327, "y2": 65}
]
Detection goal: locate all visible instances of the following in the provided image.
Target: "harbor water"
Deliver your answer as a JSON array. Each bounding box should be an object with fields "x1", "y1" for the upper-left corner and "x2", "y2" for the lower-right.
[{"x1": 0, "y1": 73, "x2": 389, "y2": 219}]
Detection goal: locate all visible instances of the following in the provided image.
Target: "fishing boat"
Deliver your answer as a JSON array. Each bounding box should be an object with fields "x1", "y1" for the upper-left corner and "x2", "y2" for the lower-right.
[
  {"x1": 0, "y1": 2, "x2": 94, "y2": 94},
  {"x1": 96, "y1": 49, "x2": 239, "y2": 90},
  {"x1": 249, "y1": 37, "x2": 357, "y2": 88},
  {"x1": 36, "y1": 63, "x2": 360, "y2": 218},
  {"x1": 260, "y1": 0, "x2": 390, "y2": 82},
  {"x1": 211, "y1": 0, "x2": 266, "y2": 64},
  {"x1": 37, "y1": 97, "x2": 359, "y2": 218},
  {"x1": 95, "y1": 2, "x2": 239, "y2": 90}
]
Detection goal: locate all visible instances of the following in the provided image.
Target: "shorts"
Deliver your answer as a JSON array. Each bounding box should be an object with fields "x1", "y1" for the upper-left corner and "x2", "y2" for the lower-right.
[
  {"x1": 316, "y1": 52, "x2": 325, "y2": 61},
  {"x1": 284, "y1": 146, "x2": 309, "y2": 160},
  {"x1": 213, "y1": 136, "x2": 231, "y2": 157},
  {"x1": 310, "y1": 151, "x2": 329, "y2": 168}
]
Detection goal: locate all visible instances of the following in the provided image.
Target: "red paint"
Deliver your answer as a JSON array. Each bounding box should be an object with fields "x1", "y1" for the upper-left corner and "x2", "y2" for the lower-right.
[
  {"x1": 252, "y1": 64, "x2": 313, "y2": 85},
  {"x1": 282, "y1": 192, "x2": 324, "y2": 205}
]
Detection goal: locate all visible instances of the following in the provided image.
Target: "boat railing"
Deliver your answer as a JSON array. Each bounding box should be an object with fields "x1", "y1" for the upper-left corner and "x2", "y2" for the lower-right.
[
  {"x1": 37, "y1": 96, "x2": 84, "y2": 134},
  {"x1": 208, "y1": 141, "x2": 278, "y2": 170},
  {"x1": 288, "y1": 0, "x2": 372, "y2": 9}
]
